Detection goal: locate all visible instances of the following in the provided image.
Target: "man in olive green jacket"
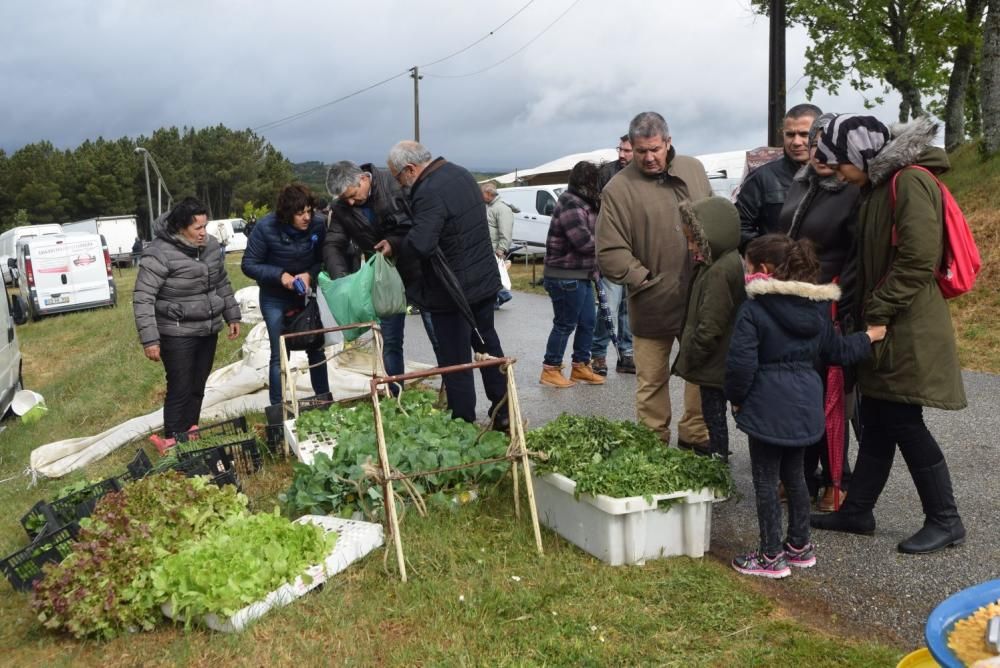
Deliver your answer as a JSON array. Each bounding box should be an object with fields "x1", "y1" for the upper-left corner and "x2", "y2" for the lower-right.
[
  {"x1": 811, "y1": 115, "x2": 966, "y2": 556},
  {"x1": 596, "y1": 111, "x2": 713, "y2": 445}
]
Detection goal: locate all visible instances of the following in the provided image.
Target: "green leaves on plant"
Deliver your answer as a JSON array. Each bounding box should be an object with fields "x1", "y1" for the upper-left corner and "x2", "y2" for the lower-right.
[{"x1": 528, "y1": 415, "x2": 734, "y2": 501}]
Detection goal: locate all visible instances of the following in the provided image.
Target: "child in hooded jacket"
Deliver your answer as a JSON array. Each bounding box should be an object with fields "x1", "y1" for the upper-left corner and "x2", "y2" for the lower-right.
[
  {"x1": 673, "y1": 197, "x2": 747, "y2": 462},
  {"x1": 725, "y1": 234, "x2": 886, "y2": 578}
]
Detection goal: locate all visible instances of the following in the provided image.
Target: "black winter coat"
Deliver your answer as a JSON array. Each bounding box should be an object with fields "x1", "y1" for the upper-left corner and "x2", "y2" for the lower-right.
[
  {"x1": 725, "y1": 277, "x2": 872, "y2": 446},
  {"x1": 133, "y1": 230, "x2": 240, "y2": 347},
  {"x1": 396, "y1": 158, "x2": 501, "y2": 311},
  {"x1": 737, "y1": 154, "x2": 800, "y2": 252},
  {"x1": 322, "y1": 165, "x2": 421, "y2": 286},
  {"x1": 241, "y1": 211, "x2": 326, "y2": 299}
]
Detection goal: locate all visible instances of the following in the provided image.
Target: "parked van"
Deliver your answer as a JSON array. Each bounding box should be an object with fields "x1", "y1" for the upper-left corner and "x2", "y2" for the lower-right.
[
  {"x1": 206, "y1": 218, "x2": 249, "y2": 253},
  {"x1": 497, "y1": 185, "x2": 565, "y2": 254},
  {"x1": 63, "y1": 215, "x2": 138, "y2": 266},
  {"x1": 0, "y1": 275, "x2": 26, "y2": 418},
  {"x1": 16, "y1": 233, "x2": 117, "y2": 321},
  {"x1": 0, "y1": 224, "x2": 63, "y2": 285}
]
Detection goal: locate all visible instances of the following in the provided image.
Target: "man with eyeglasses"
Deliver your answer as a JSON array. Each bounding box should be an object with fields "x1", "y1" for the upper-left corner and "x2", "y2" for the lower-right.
[
  {"x1": 379, "y1": 140, "x2": 509, "y2": 431},
  {"x1": 591, "y1": 133, "x2": 635, "y2": 377},
  {"x1": 736, "y1": 103, "x2": 823, "y2": 252}
]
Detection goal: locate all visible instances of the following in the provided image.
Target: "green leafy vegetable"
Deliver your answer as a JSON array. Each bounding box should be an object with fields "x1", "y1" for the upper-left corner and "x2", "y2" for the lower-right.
[
  {"x1": 528, "y1": 415, "x2": 734, "y2": 501},
  {"x1": 151, "y1": 509, "x2": 335, "y2": 623}
]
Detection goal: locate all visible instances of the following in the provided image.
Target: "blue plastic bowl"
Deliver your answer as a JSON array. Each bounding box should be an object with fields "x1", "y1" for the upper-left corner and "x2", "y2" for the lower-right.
[{"x1": 926, "y1": 578, "x2": 1000, "y2": 667}]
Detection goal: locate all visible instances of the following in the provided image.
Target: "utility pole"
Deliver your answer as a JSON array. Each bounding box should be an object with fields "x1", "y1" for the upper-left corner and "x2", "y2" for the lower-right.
[
  {"x1": 410, "y1": 66, "x2": 423, "y2": 142},
  {"x1": 768, "y1": 0, "x2": 787, "y2": 147}
]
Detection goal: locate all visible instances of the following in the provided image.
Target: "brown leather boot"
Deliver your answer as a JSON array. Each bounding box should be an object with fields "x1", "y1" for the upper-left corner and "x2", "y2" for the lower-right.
[
  {"x1": 540, "y1": 364, "x2": 575, "y2": 388},
  {"x1": 817, "y1": 487, "x2": 848, "y2": 512},
  {"x1": 570, "y1": 361, "x2": 606, "y2": 385}
]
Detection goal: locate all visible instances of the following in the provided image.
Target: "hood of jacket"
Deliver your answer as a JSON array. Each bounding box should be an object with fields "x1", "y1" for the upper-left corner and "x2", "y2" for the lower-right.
[
  {"x1": 746, "y1": 277, "x2": 840, "y2": 338},
  {"x1": 867, "y1": 117, "x2": 948, "y2": 186},
  {"x1": 793, "y1": 162, "x2": 849, "y2": 193},
  {"x1": 679, "y1": 196, "x2": 739, "y2": 265}
]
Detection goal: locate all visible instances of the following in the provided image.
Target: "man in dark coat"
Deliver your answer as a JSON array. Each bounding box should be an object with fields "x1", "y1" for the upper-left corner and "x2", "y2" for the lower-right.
[
  {"x1": 382, "y1": 140, "x2": 508, "y2": 429},
  {"x1": 323, "y1": 160, "x2": 438, "y2": 390},
  {"x1": 737, "y1": 104, "x2": 823, "y2": 252}
]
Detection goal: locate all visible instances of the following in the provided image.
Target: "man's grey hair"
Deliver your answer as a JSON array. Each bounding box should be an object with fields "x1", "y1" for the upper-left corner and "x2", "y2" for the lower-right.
[
  {"x1": 387, "y1": 141, "x2": 432, "y2": 172},
  {"x1": 326, "y1": 160, "x2": 365, "y2": 198},
  {"x1": 628, "y1": 111, "x2": 670, "y2": 144},
  {"x1": 480, "y1": 182, "x2": 498, "y2": 196}
]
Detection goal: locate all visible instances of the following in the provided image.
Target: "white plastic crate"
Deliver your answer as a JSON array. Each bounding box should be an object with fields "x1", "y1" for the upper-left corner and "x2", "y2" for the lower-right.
[
  {"x1": 163, "y1": 515, "x2": 383, "y2": 632},
  {"x1": 531, "y1": 471, "x2": 714, "y2": 566},
  {"x1": 284, "y1": 418, "x2": 336, "y2": 465}
]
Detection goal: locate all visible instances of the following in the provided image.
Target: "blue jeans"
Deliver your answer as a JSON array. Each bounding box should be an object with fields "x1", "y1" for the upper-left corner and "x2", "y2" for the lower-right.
[
  {"x1": 543, "y1": 278, "x2": 596, "y2": 367},
  {"x1": 379, "y1": 311, "x2": 440, "y2": 396},
  {"x1": 260, "y1": 291, "x2": 330, "y2": 405},
  {"x1": 592, "y1": 277, "x2": 632, "y2": 358}
]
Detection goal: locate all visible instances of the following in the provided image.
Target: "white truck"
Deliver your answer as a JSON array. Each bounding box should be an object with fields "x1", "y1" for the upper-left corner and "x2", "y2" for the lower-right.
[
  {"x1": 0, "y1": 271, "x2": 26, "y2": 417},
  {"x1": 62, "y1": 215, "x2": 138, "y2": 266},
  {"x1": 0, "y1": 224, "x2": 63, "y2": 285}
]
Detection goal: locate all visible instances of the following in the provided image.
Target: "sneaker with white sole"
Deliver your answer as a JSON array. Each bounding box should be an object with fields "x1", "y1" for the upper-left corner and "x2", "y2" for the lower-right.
[
  {"x1": 731, "y1": 550, "x2": 791, "y2": 579},
  {"x1": 782, "y1": 541, "x2": 817, "y2": 568}
]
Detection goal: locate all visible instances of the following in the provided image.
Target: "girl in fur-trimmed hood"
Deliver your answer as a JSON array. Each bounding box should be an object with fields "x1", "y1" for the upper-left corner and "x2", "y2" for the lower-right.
[{"x1": 725, "y1": 234, "x2": 884, "y2": 579}]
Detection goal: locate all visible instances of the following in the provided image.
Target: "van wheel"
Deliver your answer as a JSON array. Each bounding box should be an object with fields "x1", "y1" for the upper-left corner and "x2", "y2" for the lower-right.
[{"x1": 27, "y1": 301, "x2": 40, "y2": 322}]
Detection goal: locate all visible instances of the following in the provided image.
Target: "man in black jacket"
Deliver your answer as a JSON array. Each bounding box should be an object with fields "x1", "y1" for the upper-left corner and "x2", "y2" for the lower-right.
[
  {"x1": 737, "y1": 103, "x2": 822, "y2": 252},
  {"x1": 323, "y1": 160, "x2": 437, "y2": 390},
  {"x1": 381, "y1": 140, "x2": 508, "y2": 429}
]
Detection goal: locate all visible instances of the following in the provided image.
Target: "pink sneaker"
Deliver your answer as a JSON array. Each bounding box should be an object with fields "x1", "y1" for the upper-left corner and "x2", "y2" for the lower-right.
[
  {"x1": 782, "y1": 542, "x2": 817, "y2": 568},
  {"x1": 149, "y1": 433, "x2": 176, "y2": 455},
  {"x1": 731, "y1": 551, "x2": 791, "y2": 579}
]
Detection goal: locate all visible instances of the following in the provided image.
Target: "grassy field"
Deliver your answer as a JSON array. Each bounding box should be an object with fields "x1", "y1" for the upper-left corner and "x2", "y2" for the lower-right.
[{"x1": 0, "y1": 259, "x2": 905, "y2": 666}]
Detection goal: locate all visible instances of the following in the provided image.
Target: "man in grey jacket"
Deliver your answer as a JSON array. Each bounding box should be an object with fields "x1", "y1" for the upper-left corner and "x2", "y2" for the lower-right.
[{"x1": 481, "y1": 182, "x2": 514, "y2": 309}]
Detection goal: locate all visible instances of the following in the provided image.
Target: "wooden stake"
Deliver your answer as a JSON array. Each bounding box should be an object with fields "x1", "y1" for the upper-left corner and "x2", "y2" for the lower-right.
[
  {"x1": 371, "y1": 385, "x2": 407, "y2": 581},
  {"x1": 507, "y1": 367, "x2": 543, "y2": 555}
]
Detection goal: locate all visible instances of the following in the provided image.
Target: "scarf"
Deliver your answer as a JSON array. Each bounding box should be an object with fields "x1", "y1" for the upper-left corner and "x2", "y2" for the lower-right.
[{"x1": 816, "y1": 114, "x2": 890, "y2": 172}]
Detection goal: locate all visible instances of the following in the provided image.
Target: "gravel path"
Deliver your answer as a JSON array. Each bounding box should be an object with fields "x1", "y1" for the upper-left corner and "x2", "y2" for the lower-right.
[{"x1": 401, "y1": 289, "x2": 997, "y2": 648}]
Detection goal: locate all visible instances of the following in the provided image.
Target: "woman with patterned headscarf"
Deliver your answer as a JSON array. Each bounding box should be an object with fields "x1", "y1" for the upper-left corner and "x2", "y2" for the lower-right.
[{"x1": 809, "y1": 114, "x2": 967, "y2": 555}]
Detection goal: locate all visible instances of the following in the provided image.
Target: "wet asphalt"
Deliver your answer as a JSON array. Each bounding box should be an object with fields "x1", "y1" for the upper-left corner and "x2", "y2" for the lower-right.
[{"x1": 399, "y1": 289, "x2": 999, "y2": 648}]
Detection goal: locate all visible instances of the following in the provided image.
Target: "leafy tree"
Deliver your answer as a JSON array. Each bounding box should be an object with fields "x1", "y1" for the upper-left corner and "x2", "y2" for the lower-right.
[
  {"x1": 754, "y1": 0, "x2": 985, "y2": 144},
  {"x1": 984, "y1": 0, "x2": 1000, "y2": 154}
]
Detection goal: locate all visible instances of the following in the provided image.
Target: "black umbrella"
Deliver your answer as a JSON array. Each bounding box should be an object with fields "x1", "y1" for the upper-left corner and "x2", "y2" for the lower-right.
[
  {"x1": 593, "y1": 272, "x2": 623, "y2": 358},
  {"x1": 430, "y1": 247, "x2": 485, "y2": 345}
]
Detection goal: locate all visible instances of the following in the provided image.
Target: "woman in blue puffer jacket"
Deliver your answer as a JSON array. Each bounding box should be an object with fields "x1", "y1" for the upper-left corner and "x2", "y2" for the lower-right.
[{"x1": 241, "y1": 184, "x2": 329, "y2": 405}]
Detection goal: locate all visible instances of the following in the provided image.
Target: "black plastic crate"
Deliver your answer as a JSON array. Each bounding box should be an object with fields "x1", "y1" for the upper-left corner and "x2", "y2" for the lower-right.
[
  {"x1": 170, "y1": 446, "x2": 234, "y2": 478},
  {"x1": 1, "y1": 522, "x2": 80, "y2": 592},
  {"x1": 177, "y1": 437, "x2": 262, "y2": 476},
  {"x1": 46, "y1": 478, "x2": 122, "y2": 528},
  {"x1": 19, "y1": 501, "x2": 57, "y2": 540},
  {"x1": 115, "y1": 449, "x2": 153, "y2": 486},
  {"x1": 174, "y1": 416, "x2": 249, "y2": 444}
]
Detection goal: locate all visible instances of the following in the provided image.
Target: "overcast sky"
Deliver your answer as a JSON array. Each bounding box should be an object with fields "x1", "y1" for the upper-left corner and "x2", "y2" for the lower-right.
[{"x1": 0, "y1": 0, "x2": 904, "y2": 172}]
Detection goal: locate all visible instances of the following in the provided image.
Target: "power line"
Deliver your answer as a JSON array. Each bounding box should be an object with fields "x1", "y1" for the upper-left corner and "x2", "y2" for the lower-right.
[
  {"x1": 251, "y1": 2, "x2": 539, "y2": 133},
  {"x1": 419, "y1": 0, "x2": 535, "y2": 69},
  {"x1": 423, "y1": 0, "x2": 583, "y2": 79},
  {"x1": 252, "y1": 70, "x2": 410, "y2": 132}
]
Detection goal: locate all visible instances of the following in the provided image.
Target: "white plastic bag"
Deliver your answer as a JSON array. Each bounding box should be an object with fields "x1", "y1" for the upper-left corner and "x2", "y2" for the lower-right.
[{"x1": 497, "y1": 256, "x2": 512, "y2": 291}]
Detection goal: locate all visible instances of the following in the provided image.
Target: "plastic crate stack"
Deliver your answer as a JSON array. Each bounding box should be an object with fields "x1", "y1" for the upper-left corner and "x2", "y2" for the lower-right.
[{"x1": 172, "y1": 416, "x2": 263, "y2": 478}]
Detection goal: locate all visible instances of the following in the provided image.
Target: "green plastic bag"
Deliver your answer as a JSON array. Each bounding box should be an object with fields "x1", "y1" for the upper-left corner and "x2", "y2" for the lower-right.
[
  {"x1": 318, "y1": 261, "x2": 377, "y2": 342},
  {"x1": 372, "y1": 254, "x2": 408, "y2": 318}
]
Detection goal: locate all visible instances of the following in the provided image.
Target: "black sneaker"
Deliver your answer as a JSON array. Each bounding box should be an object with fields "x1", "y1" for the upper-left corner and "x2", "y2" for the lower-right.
[
  {"x1": 731, "y1": 551, "x2": 791, "y2": 579},
  {"x1": 616, "y1": 355, "x2": 636, "y2": 374},
  {"x1": 591, "y1": 357, "x2": 608, "y2": 376}
]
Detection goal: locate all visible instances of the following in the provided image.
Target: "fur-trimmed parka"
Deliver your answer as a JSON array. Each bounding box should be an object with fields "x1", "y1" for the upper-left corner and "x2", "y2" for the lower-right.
[{"x1": 725, "y1": 277, "x2": 873, "y2": 446}]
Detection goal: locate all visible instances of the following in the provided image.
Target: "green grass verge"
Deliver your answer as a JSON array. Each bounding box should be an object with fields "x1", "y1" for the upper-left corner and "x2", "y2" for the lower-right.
[{"x1": 0, "y1": 253, "x2": 905, "y2": 665}]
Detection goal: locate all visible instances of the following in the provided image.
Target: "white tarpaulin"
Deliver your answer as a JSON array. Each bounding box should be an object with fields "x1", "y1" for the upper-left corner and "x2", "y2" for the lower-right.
[{"x1": 28, "y1": 287, "x2": 430, "y2": 479}]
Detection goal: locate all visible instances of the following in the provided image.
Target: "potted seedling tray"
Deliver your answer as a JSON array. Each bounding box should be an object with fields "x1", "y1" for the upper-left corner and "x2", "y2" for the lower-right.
[{"x1": 283, "y1": 418, "x2": 337, "y2": 465}]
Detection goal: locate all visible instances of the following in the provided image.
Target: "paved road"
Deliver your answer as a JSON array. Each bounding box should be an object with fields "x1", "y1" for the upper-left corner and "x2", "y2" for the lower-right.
[{"x1": 400, "y1": 290, "x2": 998, "y2": 647}]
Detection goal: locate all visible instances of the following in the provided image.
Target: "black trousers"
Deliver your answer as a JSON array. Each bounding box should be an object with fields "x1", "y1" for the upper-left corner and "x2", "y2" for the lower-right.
[
  {"x1": 858, "y1": 396, "x2": 944, "y2": 470},
  {"x1": 749, "y1": 438, "x2": 811, "y2": 556},
  {"x1": 699, "y1": 386, "x2": 729, "y2": 460},
  {"x1": 430, "y1": 297, "x2": 507, "y2": 423},
  {"x1": 160, "y1": 334, "x2": 218, "y2": 435}
]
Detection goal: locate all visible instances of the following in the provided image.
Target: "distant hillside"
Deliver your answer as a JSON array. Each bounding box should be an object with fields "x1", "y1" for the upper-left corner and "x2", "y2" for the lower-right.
[
  {"x1": 292, "y1": 161, "x2": 329, "y2": 199},
  {"x1": 941, "y1": 145, "x2": 1000, "y2": 373}
]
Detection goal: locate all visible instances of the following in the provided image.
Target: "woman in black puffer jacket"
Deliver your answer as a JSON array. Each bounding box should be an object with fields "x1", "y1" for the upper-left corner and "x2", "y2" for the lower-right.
[{"x1": 133, "y1": 197, "x2": 241, "y2": 448}]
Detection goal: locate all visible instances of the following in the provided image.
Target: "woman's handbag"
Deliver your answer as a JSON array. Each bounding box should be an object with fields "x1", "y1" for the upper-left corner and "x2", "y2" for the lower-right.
[{"x1": 283, "y1": 293, "x2": 324, "y2": 351}]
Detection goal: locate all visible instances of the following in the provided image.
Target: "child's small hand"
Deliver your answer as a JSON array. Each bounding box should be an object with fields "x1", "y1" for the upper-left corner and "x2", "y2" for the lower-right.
[{"x1": 866, "y1": 325, "x2": 887, "y2": 343}]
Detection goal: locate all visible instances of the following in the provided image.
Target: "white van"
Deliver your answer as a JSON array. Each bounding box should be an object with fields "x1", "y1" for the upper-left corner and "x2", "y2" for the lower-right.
[
  {"x1": 0, "y1": 277, "x2": 26, "y2": 418},
  {"x1": 0, "y1": 224, "x2": 64, "y2": 285},
  {"x1": 16, "y1": 233, "x2": 117, "y2": 321},
  {"x1": 206, "y1": 218, "x2": 248, "y2": 253},
  {"x1": 497, "y1": 185, "x2": 565, "y2": 254}
]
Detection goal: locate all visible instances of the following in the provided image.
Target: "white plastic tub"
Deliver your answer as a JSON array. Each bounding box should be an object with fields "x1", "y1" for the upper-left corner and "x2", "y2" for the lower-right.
[{"x1": 531, "y1": 471, "x2": 714, "y2": 566}]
